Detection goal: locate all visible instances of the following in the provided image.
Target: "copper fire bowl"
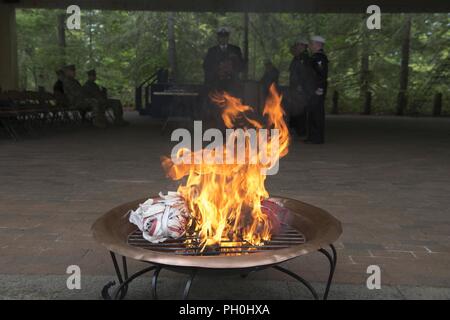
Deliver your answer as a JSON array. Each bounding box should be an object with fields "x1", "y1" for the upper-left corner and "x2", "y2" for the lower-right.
[{"x1": 92, "y1": 196, "x2": 342, "y2": 269}]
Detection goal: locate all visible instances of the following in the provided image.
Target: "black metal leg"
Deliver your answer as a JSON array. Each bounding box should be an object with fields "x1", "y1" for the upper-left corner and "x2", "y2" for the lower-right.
[
  {"x1": 272, "y1": 265, "x2": 319, "y2": 300},
  {"x1": 102, "y1": 265, "x2": 157, "y2": 300},
  {"x1": 152, "y1": 266, "x2": 162, "y2": 300},
  {"x1": 110, "y1": 252, "x2": 124, "y2": 283},
  {"x1": 318, "y1": 244, "x2": 337, "y2": 300},
  {"x1": 120, "y1": 256, "x2": 129, "y2": 299},
  {"x1": 182, "y1": 270, "x2": 197, "y2": 300},
  {"x1": 111, "y1": 266, "x2": 157, "y2": 300},
  {"x1": 103, "y1": 251, "x2": 151, "y2": 300},
  {"x1": 103, "y1": 252, "x2": 125, "y2": 299},
  {"x1": 102, "y1": 243, "x2": 337, "y2": 300}
]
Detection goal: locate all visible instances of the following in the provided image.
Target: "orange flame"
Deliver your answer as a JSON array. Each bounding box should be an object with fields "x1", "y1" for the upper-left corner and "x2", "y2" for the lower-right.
[{"x1": 162, "y1": 85, "x2": 289, "y2": 249}]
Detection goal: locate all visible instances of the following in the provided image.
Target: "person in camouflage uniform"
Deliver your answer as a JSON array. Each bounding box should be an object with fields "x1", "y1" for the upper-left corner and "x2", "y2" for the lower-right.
[
  {"x1": 83, "y1": 69, "x2": 128, "y2": 126},
  {"x1": 62, "y1": 65, "x2": 107, "y2": 128}
]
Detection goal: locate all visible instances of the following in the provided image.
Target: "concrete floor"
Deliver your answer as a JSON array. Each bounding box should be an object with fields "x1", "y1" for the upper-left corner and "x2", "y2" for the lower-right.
[{"x1": 1, "y1": 113, "x2": 450, "y2": 299}]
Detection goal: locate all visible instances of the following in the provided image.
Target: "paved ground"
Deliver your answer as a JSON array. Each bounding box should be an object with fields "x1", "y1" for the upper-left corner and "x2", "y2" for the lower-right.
[{"x1": 1, "y1": 113, "x2": 450, "y2": 299}]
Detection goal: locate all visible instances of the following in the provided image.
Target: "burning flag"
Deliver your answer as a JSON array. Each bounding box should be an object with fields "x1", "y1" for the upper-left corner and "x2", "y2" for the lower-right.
[
  {"x1": 128, "y1": 192, "x2": 190, "y2": 243},
  {"x1": 161, "y1": 85, "x2": 290, "y2": 249}
]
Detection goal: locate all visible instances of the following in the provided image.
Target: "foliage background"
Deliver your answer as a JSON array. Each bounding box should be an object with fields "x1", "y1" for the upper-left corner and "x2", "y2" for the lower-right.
[{"x1": 16, "y1": 10, "x2": 449, "y2": 114}]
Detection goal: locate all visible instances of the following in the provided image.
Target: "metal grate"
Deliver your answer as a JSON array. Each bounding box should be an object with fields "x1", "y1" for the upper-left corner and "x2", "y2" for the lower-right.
[{"x1": 127, "y1": 224, "x2": 306, "y2": 256}]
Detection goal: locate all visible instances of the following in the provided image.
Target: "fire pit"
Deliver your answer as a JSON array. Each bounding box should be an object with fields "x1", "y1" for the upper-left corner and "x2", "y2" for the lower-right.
[
  {"x1": 92, "y1": 196, "x2": 342, "y2": 300},
  {"x1": 93, "y1": 87, "x2": 341, "y2": 299}
]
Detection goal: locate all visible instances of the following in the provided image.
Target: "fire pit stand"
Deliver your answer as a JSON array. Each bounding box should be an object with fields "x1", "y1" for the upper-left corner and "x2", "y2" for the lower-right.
[{"x1": 92, "y1": 196, "x2": 342, "y2": 300}]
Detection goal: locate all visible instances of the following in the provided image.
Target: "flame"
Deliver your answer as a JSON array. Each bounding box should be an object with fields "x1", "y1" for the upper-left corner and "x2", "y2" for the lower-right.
[{"x1": 162, "y1": 85, "x2": 289, "y2": 249}]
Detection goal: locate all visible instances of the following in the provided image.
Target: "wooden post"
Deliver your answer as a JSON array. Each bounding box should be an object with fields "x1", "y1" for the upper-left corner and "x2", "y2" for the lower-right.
[
  {"x1": 243, "y1": 12, "x2": 249, "y2": 81},
  {"x1": 331, "y1": 90, "x2": 339, "y2": 114},
  {"x1": 363, "y1": 91, "x2": 372, "y2": 115},
  {"x1": 433, "y1": 92, "x2": 442, "y2": 117},
  {"x1": 397, "y1": 91, "x2": 407, "y2": 116},
  {"x1": 0, "y1": 5, "x2": 19, "y2": 90},
  {"x1": 168, "y1": 12, "x2": 177, "y2": 82},
  {"x1": 396, "y1": 16, "x2": 411, "y2": 115},
  {"x1": 87, "y1": 11, "x2": 94, "y2": 65},
  {"x1": 360, "y1": 19, "x2": 370, "y2": 114},
  {"x1": 57, "y1": 14, "x2": 66, "y2": 66}
]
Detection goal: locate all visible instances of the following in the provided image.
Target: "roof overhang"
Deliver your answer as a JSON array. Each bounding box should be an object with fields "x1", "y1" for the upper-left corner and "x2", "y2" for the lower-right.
[{"x1": 6, "y1": 0, "x2": 450, "y2": 13}]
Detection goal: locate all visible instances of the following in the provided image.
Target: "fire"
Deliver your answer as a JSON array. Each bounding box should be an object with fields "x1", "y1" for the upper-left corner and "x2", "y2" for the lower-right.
[{"x1": 162, "y1": 85, "x2": 289, "y2": 249}]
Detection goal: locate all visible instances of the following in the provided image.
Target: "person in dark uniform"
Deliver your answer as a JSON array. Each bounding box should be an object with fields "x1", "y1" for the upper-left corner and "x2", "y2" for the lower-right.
[
  {"x1": 203, "y1": 27, "x2": 245, "y2": 93},
  {"x1": 260, "y1": 59, "x2": 280, "y2": 96},
  {"x1": 288, "y1": 38, "x2": 315, "y2": 137},
  {"x1": 306, "y1": 36, "x2": 329, "y2": 144},
  {"x1": 53, "y1": 69, "x2": 65, "y2": 95},
  {"x1": 202, "y1": 27, "x2": 245, "y2": 129}
]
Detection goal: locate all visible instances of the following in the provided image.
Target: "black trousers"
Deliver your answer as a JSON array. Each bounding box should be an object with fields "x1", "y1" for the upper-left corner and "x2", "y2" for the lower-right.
[
  {"x1": 289, "y1": 113, "x2": 307, "y2": 136},
  {"x1": 307, "y1": 96, "x2": 325, "y2": 143}
]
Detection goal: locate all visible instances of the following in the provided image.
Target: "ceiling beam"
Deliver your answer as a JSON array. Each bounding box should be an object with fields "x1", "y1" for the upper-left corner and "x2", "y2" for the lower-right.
[{"x1": 6, "y1": 0, "x2": 450, "y2": 13}]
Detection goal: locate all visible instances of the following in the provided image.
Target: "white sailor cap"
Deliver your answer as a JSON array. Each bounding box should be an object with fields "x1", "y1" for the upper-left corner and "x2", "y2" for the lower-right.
[
  {"x1": 217, "y1": 26, "x2": 231, "y2": 35},
  {"x1": 311, "y1": 35, "x2": 326, "y2": 43}
]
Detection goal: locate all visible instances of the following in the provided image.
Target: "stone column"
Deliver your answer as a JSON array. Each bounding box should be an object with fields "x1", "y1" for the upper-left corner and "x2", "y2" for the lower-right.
[{"x1": 0, "y1": 5, "x2": 19, "y2": 90}]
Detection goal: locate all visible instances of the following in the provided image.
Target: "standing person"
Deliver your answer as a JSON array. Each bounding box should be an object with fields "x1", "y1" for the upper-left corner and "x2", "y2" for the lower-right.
[
  {"x1": 288, "y1": 38, "x2": 315, "y2": 137},
  {"x1": 260, "y1": 59, "x2": 280, "y2": 96},
  {"x1": 53, "y1": 69, "x2": 65, "y2": 96},
  {"x1": 53, "y1": 69, "x2": 69, "y2": 107},
  {"x1": 202, "y1": 27, "x2": 245, "y2": 129},
  {"x1": 203, "y1": 27, "x2": 245, "y2": 94},
  {"x1": 83, "y1": 69, "x2": 128, "y2": 126},
  {"x1": 62, "y1": 64, "x2": 107, "y2": 128},
  {"x1": 306, "y1": 36, "x2": 329, "y2": 144}
]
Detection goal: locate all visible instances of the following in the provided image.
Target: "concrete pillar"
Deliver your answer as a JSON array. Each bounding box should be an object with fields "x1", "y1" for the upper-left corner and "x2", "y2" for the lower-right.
[{"x1": 0, "y1": 5, "x2": 19, "y2": 90}]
